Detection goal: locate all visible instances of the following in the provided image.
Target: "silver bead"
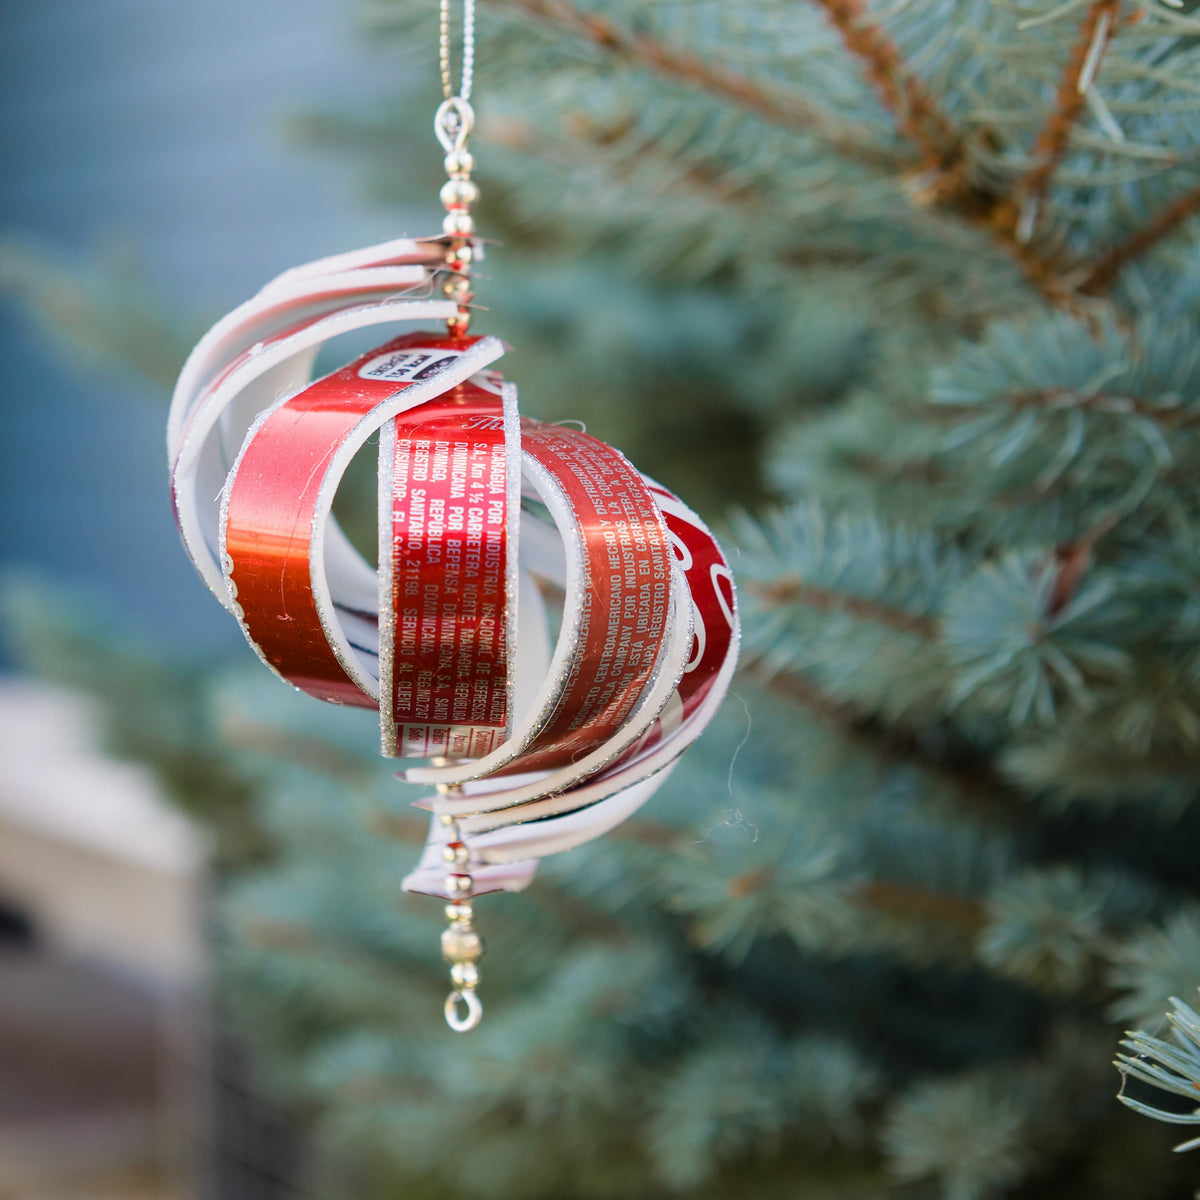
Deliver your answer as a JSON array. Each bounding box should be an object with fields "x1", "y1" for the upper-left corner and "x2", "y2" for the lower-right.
[
  {"x1": 444, "y1": 902, "x2": 473, "y2": 924},
  {"x1": 442, "y1": 841, "x2": 471, "y2": 869},
  {"x1": 447, "y1": 243, "x2": 474, "y2": 266},
  {"x1": 444, "y1": 150, "x2": 475, "y2": 177},
  {"x1": 440, "y1": 179, "x2": 480, "y2": 209},
  {"x1": 445, "y1": 873, "x2": 473, "y2": 898},
  {"x1": 441, "y1": 925, "x2": 485, "y2": 964},
  {"x1": 451, "y1": 961, "x2": 480, "y2": 989},
  {"x1": 443, "y1": 211, "x2": 476, "y2": 237}
]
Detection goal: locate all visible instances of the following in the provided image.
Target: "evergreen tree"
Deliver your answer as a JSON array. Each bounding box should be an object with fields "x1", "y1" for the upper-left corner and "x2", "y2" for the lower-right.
[{"x1": 7, "y1": 0, "x2": 1200, "y2": 1196}]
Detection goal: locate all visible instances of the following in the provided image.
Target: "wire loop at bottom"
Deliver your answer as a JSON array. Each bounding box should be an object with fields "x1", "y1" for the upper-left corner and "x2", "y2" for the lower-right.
[{"x1": 445, "y1": 988, "x2": 483, "y2": 1032}]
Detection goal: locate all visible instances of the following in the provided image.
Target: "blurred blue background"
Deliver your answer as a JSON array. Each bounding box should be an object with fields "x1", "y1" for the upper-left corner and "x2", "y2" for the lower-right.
[{"x1": 0, "y1": 0, "x2": 418, "y2": 657}]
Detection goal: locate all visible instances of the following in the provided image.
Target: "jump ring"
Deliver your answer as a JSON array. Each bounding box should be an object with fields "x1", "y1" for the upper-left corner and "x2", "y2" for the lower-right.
[{"x1": 444, "y1": 987, "x2": 483, "y2": 1032}]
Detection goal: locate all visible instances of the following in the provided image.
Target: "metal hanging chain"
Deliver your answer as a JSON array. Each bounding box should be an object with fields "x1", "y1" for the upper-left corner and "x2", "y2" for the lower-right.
[
  {"x1": 435, "y1": 0, "x2": 475, "y2": 157},
  {"x1": 440, "y1": 0, "x2": 475, "y2": 102},
  {"x1": 436, "y1": 0, "x2": 479, "y2": 338}
]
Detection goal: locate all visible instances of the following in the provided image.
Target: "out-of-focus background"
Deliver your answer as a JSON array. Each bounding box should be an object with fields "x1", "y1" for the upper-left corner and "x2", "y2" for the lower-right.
[
  {"x1": 1, "y1": 3, "x2": 403, "y2": 1194},
  {"x1": 1, "y1": 0, "x2": 411, "y2": 654},
  {"x1": 5, "y1": 1, "x2": 1200, "y2": 1198}
]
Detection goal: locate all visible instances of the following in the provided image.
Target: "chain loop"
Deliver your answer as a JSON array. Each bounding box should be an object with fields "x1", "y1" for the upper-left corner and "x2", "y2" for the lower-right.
[{"x1": 434, "y1": 96, "x2": 475, "y2": 154}]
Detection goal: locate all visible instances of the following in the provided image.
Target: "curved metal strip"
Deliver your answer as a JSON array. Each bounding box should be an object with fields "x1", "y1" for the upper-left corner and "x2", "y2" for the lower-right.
[
  {"x1": 221, "y1": 333, "x2": 504, "y2": 707},
  {"x1": 173, "y1": 298, "x2": 459, "y2": 604}
]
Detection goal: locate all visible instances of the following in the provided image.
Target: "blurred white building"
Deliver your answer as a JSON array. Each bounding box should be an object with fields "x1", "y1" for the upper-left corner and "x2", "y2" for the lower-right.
[{"x1": 0, "y1": 679, "x2": 205, "y2": 1200}]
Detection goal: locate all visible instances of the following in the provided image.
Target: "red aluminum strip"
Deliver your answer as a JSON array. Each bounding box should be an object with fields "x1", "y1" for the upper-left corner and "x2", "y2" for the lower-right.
[
  {"x1": 388, "y1": 381, "x2": 510, "y2": 758},
  {"x1": 224, "y1": 331, "x2": 487, "y2": 708},
  {"x1": 513, "y1": 419, "x2": 674, "y2": 771},
  {"x1": 619, "y1": 481, "x2": 737, "y2": 761}
]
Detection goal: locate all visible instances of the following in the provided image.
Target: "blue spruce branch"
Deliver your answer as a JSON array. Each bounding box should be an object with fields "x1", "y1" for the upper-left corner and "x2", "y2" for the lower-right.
[{"x1": 1116, "y1": 991, "x2": 1200, "y2": 1153}]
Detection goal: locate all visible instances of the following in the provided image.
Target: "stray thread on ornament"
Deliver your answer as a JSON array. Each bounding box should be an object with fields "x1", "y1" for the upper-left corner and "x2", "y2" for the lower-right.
[{"x1": 726, "y1": 690, "x2": 752, "y2": 803}]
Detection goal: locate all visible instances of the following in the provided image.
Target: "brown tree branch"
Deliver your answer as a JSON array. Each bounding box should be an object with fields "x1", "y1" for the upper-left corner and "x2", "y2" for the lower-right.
[
  {"x1": 500, "y1": 109, "x2": 962, "y2": 288},
  {"x1": 809, "y1": 0, "x2": 959, "y2": 172},
  {"x1": 935, "y1": 387, "x2": 1200, "y2": 431},
  {"x1": 494, "y1": 0, "x2": 1193, "y2": 304},
  {"x1": 1046, "y1": 512, "x2": 1120, "y2": 617},
  {"x1": 745, "y1": 664, "x2": 1032, "y2": 830},
  {"x1": 1080, "y1": 178, "x2": 1200, "y2": 294},
  {"x1": 748, "y1": 575, "x2": 939, "y2": 639},
  {"x1": 611, "y1": 817, "x2": 989, "y2": 930},
  {"x1": 498, "y1": 0, "x2": 1076, "y2": 305},
  {"x1": 492, "y1": 0, "x2": 904, "y2": 169},
  {"x1": 841, "y1": 449, "x2": 951, "y2": 486},
  {"x1": 369, "y1": 810, "x2": 432, "y2": 843},
  {"x1": 1009, "y1": 0, "x2": 1121, "y2": 227},
  {"x1": 806, "y1": 0, "x2": 1087, "y2": 308},
  {"x1": 728, "y1": 867, "x2": 988, "y2": 932},
  {"x1": 220, "y1": 722, "x2": 374, "y2": 780},
  {"x1": 853, "y1": 879, "x2": 987, "y2": 931}
]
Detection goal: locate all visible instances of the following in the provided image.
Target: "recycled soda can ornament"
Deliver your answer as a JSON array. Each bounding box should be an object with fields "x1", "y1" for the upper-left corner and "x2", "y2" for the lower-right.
[{"x1": 168, "y1": 0, "x2": 739, "y2": 1032}]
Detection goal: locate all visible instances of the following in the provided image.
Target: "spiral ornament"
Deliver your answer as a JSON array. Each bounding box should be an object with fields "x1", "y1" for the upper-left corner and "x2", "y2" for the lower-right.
[{"x1": 169, "y1": 235, "x2": 740, "y2": 1025}]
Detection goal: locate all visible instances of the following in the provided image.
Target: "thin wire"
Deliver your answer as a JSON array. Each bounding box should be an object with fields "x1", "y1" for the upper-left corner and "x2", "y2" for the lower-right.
[{"x1": 440, "y1": 0, "x2": 475, "y2": 102}]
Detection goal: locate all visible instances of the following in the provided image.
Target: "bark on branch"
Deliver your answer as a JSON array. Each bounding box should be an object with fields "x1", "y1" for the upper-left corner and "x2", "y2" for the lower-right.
[
  {"x1": 749, "y1": 575, "x2": 939, "y2": 639},
  {"x1": 936, "y1": 387, "x2": 1200, "y2": 431},
  {"x1": 745, "y1": 665, "x2": 1033, "y2": 830},
  {"x1": 492, "y1": 0, "x2": 1196, "y2": 311},
  {"x1": 853, "y1": 879, "x2": 987, "y2": 931},
  {"x1": 1009, "y1": 0, "x2": 1121, "y2": 227},
  {"x1": 494, "y1": 0, "x2": 902, "y2": 168},
  {"x1": 1081, "y1": 178, "x2": 1200, "y2": 294},
  {"x1": 809, "y1": 0, "x2": 958, "y2": 172},
  {"x1": 807, "y1": 0, "x2": 1084, "y2": 308}
]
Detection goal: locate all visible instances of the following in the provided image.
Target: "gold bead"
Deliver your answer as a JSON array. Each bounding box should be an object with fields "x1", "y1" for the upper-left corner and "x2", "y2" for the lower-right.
[
  {"x1": 445, "y1": 873, "x2": 473, "y2": 898},
  {"x1": 443, "y1": 211, "x2": 476, "y2": 237},
  {"x1": 441, "y1": 925, "x2": 485, "y2": 964},
  {"x1": 451, "y1": 961, "x2": 480, "y2": 989},
  {"x1": 440, "y1": 179, "x2": 480, "y2": 209},
  {"x1": 446, "y1": 312, "x2": 472, "y2": 336},
  {"x1": 444, "y1": 902, "x2": 473, "y2": 924},
  {"x1": 443, "y1": 278, "x2": 473, "y2": 303},
  {"x1": 442, "y1": 841, "x2": 471, "y2": 869},
  {"x1": 444, "y1": 150, "x2": 475, "y2": 177}
]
